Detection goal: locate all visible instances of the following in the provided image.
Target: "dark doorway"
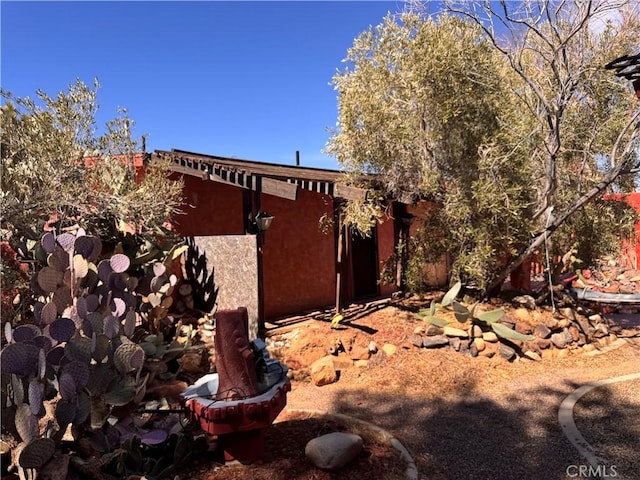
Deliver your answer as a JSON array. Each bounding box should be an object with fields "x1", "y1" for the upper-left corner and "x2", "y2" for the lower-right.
[{"x1": 350, "y1": 227, "x2": 379, "y2": 299}]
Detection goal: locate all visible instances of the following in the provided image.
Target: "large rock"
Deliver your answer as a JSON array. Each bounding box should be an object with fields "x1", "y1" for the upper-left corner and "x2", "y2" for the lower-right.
[
  {"x1": 305, "y1": 432, "x2": 363, "y2": 470},
  {"x1": 310, "y1": 356, "x2": 338, "y2": 386}
]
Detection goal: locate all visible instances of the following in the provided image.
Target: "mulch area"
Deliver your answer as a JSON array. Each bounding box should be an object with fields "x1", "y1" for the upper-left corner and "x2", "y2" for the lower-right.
[{"x1": 176, "y1": 410, "x2": 407, "y2": 480}]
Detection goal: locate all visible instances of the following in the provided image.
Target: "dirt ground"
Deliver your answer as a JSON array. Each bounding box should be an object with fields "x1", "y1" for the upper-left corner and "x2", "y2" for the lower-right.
[{"x1": 181, "y1": 298, "x2": 640, "y2": 480}]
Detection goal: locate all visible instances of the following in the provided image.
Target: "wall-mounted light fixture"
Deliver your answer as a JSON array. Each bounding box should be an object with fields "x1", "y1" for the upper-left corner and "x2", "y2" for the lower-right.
[
  {"x1": 400, "y1": 214, "x2": 415, "y2": 227},
  {"x1": 255, "y1": 211, "x2": 274, "y2": 232}
]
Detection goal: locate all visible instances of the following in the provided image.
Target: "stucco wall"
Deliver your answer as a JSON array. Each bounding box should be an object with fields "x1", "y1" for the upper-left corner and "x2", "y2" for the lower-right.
[
  {"x1": 407, "y1": 200, "x2": 449, "y2": 288},
  {"x1": 171, "y1": 174, "x2": 244, "y2": 236},
  {"x1": 192, "y1": 235, "x2": 259, "y2": 339},
  {"x1": 377, "y1": 207, "x2": 398, "y2": 297},
  {"x1": 260, "y1": 189, "x2": 336, "y2": 319}
]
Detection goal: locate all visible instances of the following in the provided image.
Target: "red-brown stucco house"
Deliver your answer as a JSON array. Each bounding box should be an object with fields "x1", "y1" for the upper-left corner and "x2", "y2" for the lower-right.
[{"x1": 153, "y1": 149, "x2": 446, "y2": 337}]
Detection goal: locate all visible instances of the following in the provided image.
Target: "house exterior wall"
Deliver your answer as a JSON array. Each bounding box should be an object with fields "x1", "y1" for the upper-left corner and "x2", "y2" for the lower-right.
[
  {"x1": 607, "y1": 192, "x2": 640, "y2": 269},
  {"x1": 260, "y1": 189, "x2": 336, "y2": 319},
  {"x1": 407, "y1": 200, "x2": 449, "y2": 288},
  {"x1": 171, "y1": 173, "x2": 244, "y2": 236},
  {"x1": 377, "y1": 208, "x2": 398, "y2": 297}
]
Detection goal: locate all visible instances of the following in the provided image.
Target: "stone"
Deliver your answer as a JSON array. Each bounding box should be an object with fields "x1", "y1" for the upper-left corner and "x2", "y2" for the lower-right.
[
  {"x1": 471, "y1": 325, "x2": 483, "y2": 338},
  {"x1": 368, "y1": 341, "x2": 378, "y2": 354},
  {"x1": 449, "y1": 337, "x2": 461, "y2": 351},
  {"x1": 469, "y1": 341, "x2": 479, "y2": 357},
  {"x1": 310, "y1": 356, "x2": 338, "y2": 386},
  {"x1": 482, "y1": 331, "x2": 499, "y2": 343},
  {"x1": 544, "y1": 318, "x2": 559, "y2": 330},
  {"x1": 588, "y1": 314, "x2": 603, "y2": 323},
  {"x1": 478, "y1": 348, "x2": 495, "y2": 358},
  {"x1": 536, "y1": 338, "x2": 551, "y2": 350},
  {"x1": 382, "y1": 343, "x2": 397, "y2": 356},
  {"x1": 557, "y1": 319, "x2": 571, "y2": 329},
  {"x1": 559, "y1": 307, "x2": 576, "y2": 321},
  {"x1": 473, "y1": 337, "x2": 486, "y2": 352},
  {"x1": 593, "y1": 325, "x2": 609, "y2": 338},
  {"x1": 350, "y1": 346, "x2": 371, "y2": 361},
  {"x1": 515, "y1": 322, "x2": 532, "y2": 335},
  {"x1": 409, "y1": 334, "x2": 424, "y2": 348},
  {"x1": 568, "y1": 325, "x2": 580, "y2": 342},
  {"x1": 534, "y1": 324, "x2": 552, "y2": 339},
  {"x1": 524, "y1": 351, "x2": 542, "y2": 362},
  {"x1": 512, "y1": 295, "x2": 536, "y2": 310},
  {"x1": 444, "y1": 326, "x2": 468, "y2": 337},
  {"x1": 575, "y1": 317, "x2": 592, "y2": 337},
  {"x1": 425, "y1": 325, "x2": 444, "y2": 336},
  {"x1": 332, "y1": 355, "x2": 354, "y2": 371},
  {"x1": 422, "y1": 335, "x2": 449, "y2": 348},
  {"x1": 354, "y1": 359, "x2": 369, "y2": 368},
  {"x1": 498, "y1": 343, "x2": 516, "y2": 361},
  {"x1": 550, "y1": 331, "x2": 571, "y2": 349},
  {"x1": 413, "y1": 325, "x2": 426, "y2": 335},
  {"x1": 305, "y1": 432, "x2": 363, "y2": 471}
]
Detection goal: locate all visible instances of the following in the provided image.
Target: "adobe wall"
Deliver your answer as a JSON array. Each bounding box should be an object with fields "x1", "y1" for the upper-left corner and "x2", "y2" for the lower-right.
[
  {"x1": 260, "y1": 189, "x2": 337, "y2": 319},
  {"x1": 170, "y1": 174, "x2": 244, "y2": 236},
  {"x1": 377, "y1": 204, "x2": 399, "y2": 297}
]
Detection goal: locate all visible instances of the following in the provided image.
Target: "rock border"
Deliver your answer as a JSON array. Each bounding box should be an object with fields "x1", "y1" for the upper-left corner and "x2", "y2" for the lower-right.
[
  {"x1": 558, "y1": 371, "x2": 640, "y2": 468},
  {"x1": 281, "y1": 408, "x2": 418, "y2": 480}
]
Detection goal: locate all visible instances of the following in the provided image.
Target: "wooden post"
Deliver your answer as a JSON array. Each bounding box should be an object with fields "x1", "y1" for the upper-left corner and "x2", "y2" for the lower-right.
[{"x1": 335, "y1": 212, "x2": 344, "y2": 314}]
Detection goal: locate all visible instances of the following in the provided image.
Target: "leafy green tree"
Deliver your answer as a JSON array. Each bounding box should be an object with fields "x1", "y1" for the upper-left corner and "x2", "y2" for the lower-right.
[
  {"x1": 328, "y1": 2, "x2": 640, "y2": 294},
  {"x1": 1, "y1": 79, "x2": 183, "y2": 244}
]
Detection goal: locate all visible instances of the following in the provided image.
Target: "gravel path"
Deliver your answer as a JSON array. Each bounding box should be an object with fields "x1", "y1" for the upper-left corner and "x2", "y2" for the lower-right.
[{"x1": 284, "y1": 339, "x2": 640, "y2": 480}]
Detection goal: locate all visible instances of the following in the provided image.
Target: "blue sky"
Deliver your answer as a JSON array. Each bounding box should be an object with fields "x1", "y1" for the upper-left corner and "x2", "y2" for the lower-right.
[{"x1": 0, "y1": 0, "x2": 426, "y2": 170}]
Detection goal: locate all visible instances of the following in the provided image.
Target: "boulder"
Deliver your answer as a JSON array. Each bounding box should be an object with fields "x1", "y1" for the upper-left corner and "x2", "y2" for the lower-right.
[
  {"x1": 310, "y1": 356, "x2": 338, "y2": 386},
  {"x1": 305, "y1": 432, "x2": 363, "y2": 470}
]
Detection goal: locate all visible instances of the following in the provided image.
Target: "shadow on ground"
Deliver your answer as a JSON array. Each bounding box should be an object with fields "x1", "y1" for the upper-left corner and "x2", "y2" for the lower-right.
[{"x1": 330, "y1": 378, "x2": 639, "y2": 480}]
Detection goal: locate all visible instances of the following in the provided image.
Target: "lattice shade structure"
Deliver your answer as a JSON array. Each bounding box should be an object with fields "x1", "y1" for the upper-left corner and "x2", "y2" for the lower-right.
[{"x1": 605, "y1": 53, "x2": 640, "y2": 99}]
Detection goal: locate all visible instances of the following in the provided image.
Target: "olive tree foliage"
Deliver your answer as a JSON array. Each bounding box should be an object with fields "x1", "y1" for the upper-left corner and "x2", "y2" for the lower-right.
[
  {"x1": 439, "y1": 0, "x2": 640, "y2": 293},
  {"x1": 327, "y1": 13, "x2": 536, "y2": 290},
  {"x1": 1, "y1": 79, "x2": 183, "y2": 245},
  {"x1": 328, "y1": 2, "x2": 640, "y2": 294}
]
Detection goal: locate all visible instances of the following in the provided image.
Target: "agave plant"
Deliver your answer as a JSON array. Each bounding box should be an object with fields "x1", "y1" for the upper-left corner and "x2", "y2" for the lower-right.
[{"x1": 416, "y1": 281, "x2": 534, "y2": 342}]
